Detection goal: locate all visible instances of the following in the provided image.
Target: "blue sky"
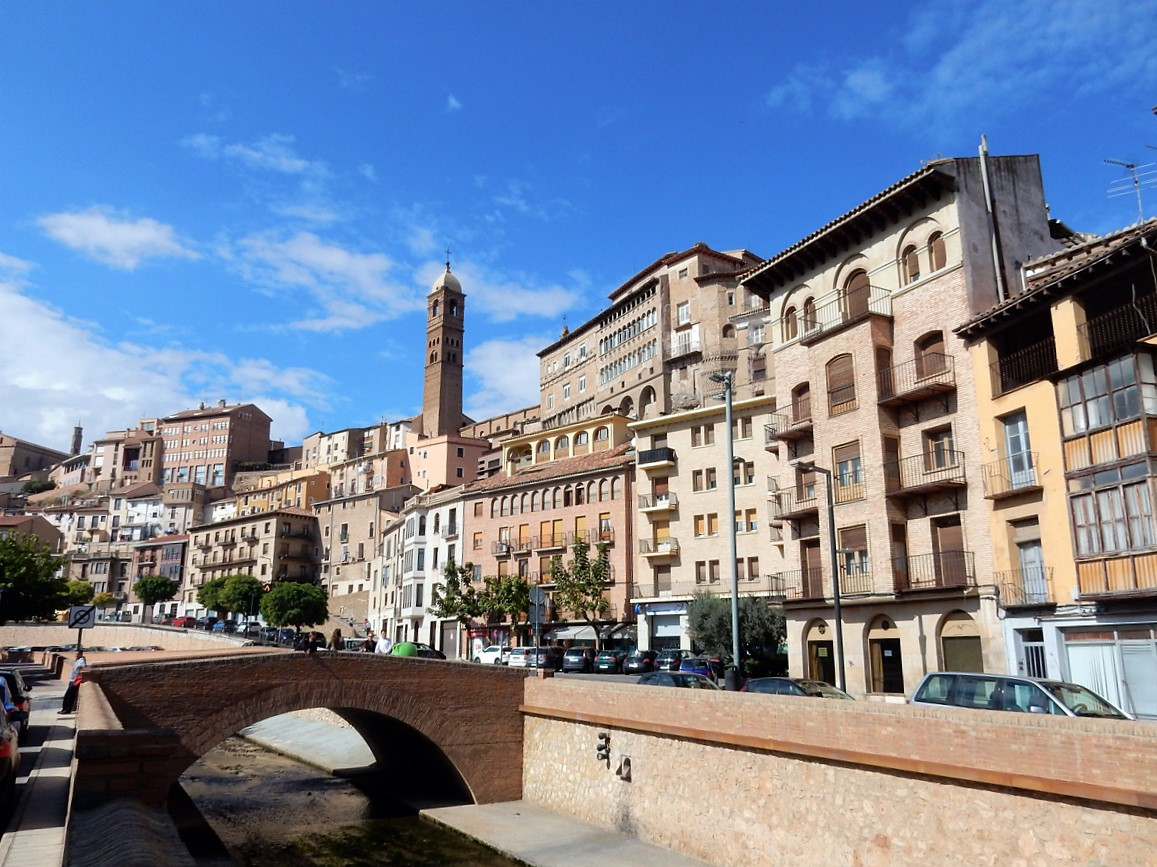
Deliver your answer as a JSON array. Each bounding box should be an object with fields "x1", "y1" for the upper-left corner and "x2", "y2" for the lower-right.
[{"x1": 2, "y1": 2, "x2": 1154, "y2": 452}]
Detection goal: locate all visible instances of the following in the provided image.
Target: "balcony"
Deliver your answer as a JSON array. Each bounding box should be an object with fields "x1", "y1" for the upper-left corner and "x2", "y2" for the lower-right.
[
  {"x1": 438, "y1": 525, "x2": 459, "y2": 540},
  {"x1": 839, "y1": 568, "x2": 875, "y2": 596},
  {"x1": 640, "y1": 538, "x2": 679, "y2": 558},
  {"x1": 637, "y1": 447, "x2": 677, "y2": 469},
  {"x1": 770, "y1": 488, "x2": 819, "y2": 520},
  {"x1": 492, "y1": 540, "x2": 514, "y2": 557},
  {"x1": 535, "y1": 532, "x2": 572, "y2": 552},
  {"x1": 1078, "y1": 292, "x2": 1157, "y2": 360},
  {"x1": 512, "y1": 536, "x2": 533, "y2": 554},
  {"x1": 770, "y1": 567, "x2": 825, "y2": 601},
  {"x1": 877, "y1": 354, "x2": 956, "y2": 406},
  {"x1": 639, "y1": 492, "x2": 678, "y2": 512},
  {"x1": 668, "y1": 336, "x2": 702, "y2": 360},
  {"x1": 766, "y1": 401, "x2": 813, "y2": 442},
  {"x1": 1076, "y1": 555, "x2": 1157, "y2": 599},
  {"x1": 585, "y1": 528, "x2": 616, "y2": 546},
  {"x1": 991, "y1": 337, "x2": 1058, "y2": 396},
  {"x1": 996, "y1": 566, "x2": 1053, "y2": 607},
  {"x1": 884, "y1": 452, "x2": 967, "y2": 497},
  {"x1": 893, "y1": 551, "x2": 976, "y2": 591},
  {"x1": 982, "y1": 454, "x2": 1042, "y2": 499},
  {"x1": 800, "y1": 285, "x2": 892, "y2": 345}
]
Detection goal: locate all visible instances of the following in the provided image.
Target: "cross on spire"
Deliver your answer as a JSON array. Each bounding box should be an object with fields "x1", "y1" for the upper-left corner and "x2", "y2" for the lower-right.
[{"x1": 445, "y1": 248, "x2": 452, "y2": 271}]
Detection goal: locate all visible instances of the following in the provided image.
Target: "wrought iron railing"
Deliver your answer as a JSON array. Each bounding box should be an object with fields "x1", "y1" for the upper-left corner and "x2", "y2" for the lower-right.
[
  {"x1": 990, "y1": 337, "x2": 1058, "y2": 395},
  {"x1": 770, "y1": 488, "x2": 819, "y2": 519},
  {"x1": 640, "y1": 538, "x2": 680, "y2": 556},
  {"x1": 893, "y1": 551, "x2": 976, "y2": 591},
  {"x1": 996, "y1": 566, "x2": 1052, "y2": 606},
  {"x1": 877, "y1": 353, "x2": 955, "y2": 402},
  {"x1": 800, "y1": 285, "x2": 892, "y2": 342},
  {"x1": 981, "y1": 453, "x2": 1040, "y2": 498},
  {"x1": 883, "y1": 451, "x2": 966, "y2": 492},
  {"x1": 638, "y1": 493, "x2": 679, "y2": 510},
  {"x1": 1078, "y1": 292, "x2": 1157, "y2": 359}
]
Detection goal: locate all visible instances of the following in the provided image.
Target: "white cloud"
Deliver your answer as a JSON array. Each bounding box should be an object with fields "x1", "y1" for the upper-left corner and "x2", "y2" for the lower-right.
[
  {"x1": 447, "y1": 94, "x2": 462, "y2": 112},
  {"x1": 0, "y1": 266, "x2": 324, "y2": 447},
  {"x1": 358, "y1": 163, "x2": 377, "y2": 182},
  {"x1": 415, "y1": 259, "x2": 582, "y2": 323},
  {"x1": 764, "y1": 0, "x2": 1157, "y2": 131},
  {"x1": 464, "y1": 335, "x2": 547, "y2": 419},
  {"x1": 183, "y1": 132, "x2": 326, "y2": 176},
  {"x1": 335, "y1": 67, "x2": 373, "y2": 92},
  {"x1": 230, "y1": 231, "x2": 424, "y2": 331},
  {"x1": 37, "y1": 207, "x2": 199, "y2": 270}
]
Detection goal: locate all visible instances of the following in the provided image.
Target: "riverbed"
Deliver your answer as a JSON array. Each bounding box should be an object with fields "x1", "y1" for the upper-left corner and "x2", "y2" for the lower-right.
[{"x1": 178, "y1": 736, "x2": 521, "y2": 866}]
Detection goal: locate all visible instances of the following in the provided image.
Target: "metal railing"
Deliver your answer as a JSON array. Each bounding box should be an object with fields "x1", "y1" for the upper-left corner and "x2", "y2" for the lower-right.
[
  {"x1": 637, "y1": 447, "x2": 677, "y2": 466},
  {"x1": 981, "y1": 453, "x2": 1040, "y2": 498},
  {"x1": 638, "y1": 492, "x2": 678, "y2": 509},
  {"x1": 839, "y1": 568, "x2": 875, "y2": 596},
  {"x1": 893, "y1": 551, "x2": 976, "y2": 591},
  {"x1": 1078, "y1": 292, "x2": 1157, "y2": 359},
  {"x1": 800, "y1": 285, "x2": 892, "y2": 343},
  {"x1": 669, "y1": 336, "x2": 702, "y2": 359},
  {"x1": 640, "y1": 538, "x2": 679, "y2": 556},
  {"x1": 770, "y1": 488, "x2": 819, "y2": 519},
  {"x1": 877, "y1": 353, "x2": 955, "y2": 403},
  {"x1": 884, "y1": 451, "x2": 966, "y2": 493},
  {"x1": 991, "y1": 337, "x2": 1058, "y2": 395},
  {"x1": 769, "y1": 567, "x2": 825, "y2": 600},
  {"x1": 996, "y1": 566, "x2": 1052, "y2": 606}
]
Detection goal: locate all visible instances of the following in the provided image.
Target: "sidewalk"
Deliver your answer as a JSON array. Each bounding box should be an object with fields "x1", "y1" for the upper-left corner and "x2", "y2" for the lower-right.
[{"x1": 0, "y1": 677, "x2": 73, "y2": 867}]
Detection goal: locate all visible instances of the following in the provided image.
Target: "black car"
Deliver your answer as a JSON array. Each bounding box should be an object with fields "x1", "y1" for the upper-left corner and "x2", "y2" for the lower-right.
[
  {"x1": 742, "y1": 677, "x2": 854, "y2": 700},
  {"x1": 680, "y1": 656, "x2": 726, "y2": 682},
  {"x1": 526, "y1": 646, "x2": 565, "y2": 670},
  {"x1": 562, "y1": 647, "x2": 595, "y2": 673},
  {"x1": 655, "y1": 648, "x2": 693, "y2": 671},
  {"x1": 0, "y1": 671, "x2": 31, "y2": 744},
  {"x1": 623, "y1": 650, "x2": 659, "y2": 674},
  {"x1": 637, "y1": 671, "x2": 721, "y2": 690},
  {"x1": 593, "y1": 649, "x2": 627, "y2": 673}
]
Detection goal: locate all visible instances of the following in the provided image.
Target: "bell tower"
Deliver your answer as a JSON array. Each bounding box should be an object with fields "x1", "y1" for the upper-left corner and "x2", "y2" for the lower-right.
[{"x1": 421, "y1": 255, "x2": 466, "y2": 437}]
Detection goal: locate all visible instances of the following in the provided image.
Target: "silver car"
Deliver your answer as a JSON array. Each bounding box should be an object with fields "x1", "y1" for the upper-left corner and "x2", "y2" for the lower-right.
[{"x1": 909, "y1": 671, "x2": 1133, "y2": 719}]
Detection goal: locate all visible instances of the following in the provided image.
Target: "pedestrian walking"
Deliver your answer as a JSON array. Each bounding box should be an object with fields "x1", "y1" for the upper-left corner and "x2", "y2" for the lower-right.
[
  {"x1": 329, "y1": 628, "x2": 343, "y2": 651},
  {"x1": 59, "y1": 651, "x2": 86, "y2": 715}
]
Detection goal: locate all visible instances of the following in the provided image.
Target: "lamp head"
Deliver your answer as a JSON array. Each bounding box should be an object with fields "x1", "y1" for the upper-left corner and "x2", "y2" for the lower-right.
[
  {"x1": 788, "y1": 458, "x2": 816, "y2": 471},
  {"x1": 707, "y1": 371, "x2": 729, "y2": 384}
]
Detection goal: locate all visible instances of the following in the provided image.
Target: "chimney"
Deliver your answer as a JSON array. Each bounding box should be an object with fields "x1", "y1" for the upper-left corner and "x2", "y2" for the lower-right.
[{"x1": 218, "y1": 399, "x2": 227, "y2": 408}]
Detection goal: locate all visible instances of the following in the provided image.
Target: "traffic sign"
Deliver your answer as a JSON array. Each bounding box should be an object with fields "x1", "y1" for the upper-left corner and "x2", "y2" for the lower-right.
[{"x1": 68, "y1": 605, "x2": 97, "y2": 630}]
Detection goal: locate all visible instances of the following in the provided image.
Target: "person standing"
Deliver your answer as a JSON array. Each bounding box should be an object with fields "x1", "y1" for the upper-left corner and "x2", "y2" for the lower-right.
[
  {"x1": 374, "y1": 633, "x2": 393, "y2": 654},
  {"x1": 59, "y1": 651, "x2": 86, "y2": 715},
  {"x1": 329, "y1": 628, "x2": 343, "y2": 651}
]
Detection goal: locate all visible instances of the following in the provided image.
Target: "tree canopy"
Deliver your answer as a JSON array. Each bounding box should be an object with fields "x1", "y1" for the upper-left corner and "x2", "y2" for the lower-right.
[
  {"x1": 91, "y1": 591, "x2": 118, "y2": 609},
  {"x1": 196, "y1": 576, "x2": 229, "y2": 612},
  {"x1": 550, "y1": 540, "x2": 612, "y2": 649},
  {"x1": 218, "y1": 574, "x2": 264, "y2": 618},
  {"x1": 687, "y1": 592, "x2": 786, "y2": 670},
  {"x1": 0, "y1": 531, "x2": 68, "y2": 623},
  {"x1": 476, "y1": 573, "x2": 530, "y2": 632},
  {"x1": 260, "y1": 581, "x2": 327, "y2": 630},
  {"x1": 427, "y1": 561, "x2": 480, "y2": 625},
  {"x1": 65, "y1": 579, "x2": 95, "y2": 606},
  {"x1": 134, "y1": 575, "x2": 178, "y2": 607}
]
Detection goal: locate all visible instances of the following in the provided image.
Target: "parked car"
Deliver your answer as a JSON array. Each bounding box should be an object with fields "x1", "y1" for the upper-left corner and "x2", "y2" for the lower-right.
[
  {"x1": 0, "y1": 696, "x2": 21, "y2": 817},
  {"x1": 655, "y1": 648, "x2": 693, "y2": 671},
  {"x1": 211, "y1": 619, "x2": 238, "y2": 633},
  {"x1": 526, "y1": 646, "x2": 565, "y2": 670},
  {"x1": 474, "y1": 645, "x2": 510, "y2": 665},
  {"x1": 562, "y1": 647, "x2": 595, "y2": 673},
  {"x1": 278, "y1": 628, "x2": 297, "y2": 644},
  {"x1": 742, "y1": 677, "x2": 854, "y2": 700},
  {"x1": 637, "y1": 671, "x2": 722, "y2": 690},
  {"x1": 194, "y1": 616, "x2": 218, "y2": 631},
  {"x1": 0, "y1": 671, "x2": 31, "y2": 744},
  {"x1": 391, "y1": 642, "x2": 446, "y2": 660},
  {"x1": 238, "y1": 622, "x2": 262, "y2": 639},
  {"x1": 679, "y1": 656, "x2": 726, "y2": 681},
  {"x1": 0, "y1": 680, "x2": 28, "y2": 748},
  {"x1": 507, "y1": 648, "x2": 529, "y2": 668},
  {"x1": 593, "y1": 649, "x2": 627, "y2": 673},
  {"x1": 623, "y1": 650, "x2": 659, "y2": 674},
  {"x1": 259, "y1": 626, "x2": 279, "y2": 643},
  {"x1": 170, "y1": 616, "x2": 196, "y2": 629},
  {"x1": 909, "y1": 672, "x2": 1133, "y2": 719}
]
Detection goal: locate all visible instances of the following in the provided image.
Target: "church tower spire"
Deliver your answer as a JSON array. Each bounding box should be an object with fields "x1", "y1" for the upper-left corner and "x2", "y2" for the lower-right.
[{"x1": 421, "y1": 253, "x2": 465, "y2": 437}]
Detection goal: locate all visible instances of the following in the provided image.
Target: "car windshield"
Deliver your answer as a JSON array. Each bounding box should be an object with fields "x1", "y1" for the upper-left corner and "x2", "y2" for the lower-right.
[
  {"x1": 1042, "y1": 682, "x2": 1127, "y2": 718},
  {"x1": 597, "y1": 651, "x2": 616, "y2": 658},
  {"x1": 799, "y1": 681, "x2": 853, "y2": 700}
]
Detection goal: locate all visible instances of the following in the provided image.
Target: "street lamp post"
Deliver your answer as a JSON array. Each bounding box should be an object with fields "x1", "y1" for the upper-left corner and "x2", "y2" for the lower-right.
[
  {"x1": 790, "y1": 460, "x2": 846, "y2": 693},
  {"x1": 708, "y1": 370, "x2": 742, "y2": 690}
]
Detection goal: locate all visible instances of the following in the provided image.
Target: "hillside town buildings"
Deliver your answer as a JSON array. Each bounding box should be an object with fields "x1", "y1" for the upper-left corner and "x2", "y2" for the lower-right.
[{"x1": 3, "y1": 151, "x2": 1154, "y2": 717}]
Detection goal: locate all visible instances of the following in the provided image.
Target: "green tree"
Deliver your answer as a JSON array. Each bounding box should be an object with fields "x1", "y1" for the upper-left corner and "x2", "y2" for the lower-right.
[
  {"x1": 20, "y1": 479, "x2": 55, "y2": 495},
  {"x1": 427, "y1": 561, "x2": 481, "y2": 626},
  {"x1": 550, "y1": 540, "x2": 612, "y2": 649},
  {"x1": 65, "y1": 579, "x2": 95, "y2": 605},
  {"x1": 687, "y1": 592, "x2": 786, "y2": 671},
  {"x1": 0, "y1": 532, "x2": 68, "y2": 623},
  {"x1": 260, "y1": 582, "x2": 328, "y2": 631},
  {"x1": 218, "y1": 574, "x2": 264, "y2": 620},
  {"x1": 474, "y1": 573, "x2": 530, "y2": 641},
  {"x1": 134, "y1": 575, "x2": 178, "y2": 622},
  {"x1": 196, "y1": 576, "x2": 229, "y2": 613},
  {"x1": 92, "y1": 591, "x2": 118, "y2": 609}
]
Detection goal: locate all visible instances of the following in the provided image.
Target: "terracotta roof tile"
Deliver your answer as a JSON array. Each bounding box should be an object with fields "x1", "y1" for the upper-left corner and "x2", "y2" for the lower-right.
[{"x1": 463, "y1": 443, "x2": 634, "y2": 494}]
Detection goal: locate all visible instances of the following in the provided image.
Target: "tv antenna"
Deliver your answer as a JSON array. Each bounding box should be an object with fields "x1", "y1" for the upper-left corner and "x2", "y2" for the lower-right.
[{"x1": 1104, "y1": 158, "x2": 1157, "y2": 223}]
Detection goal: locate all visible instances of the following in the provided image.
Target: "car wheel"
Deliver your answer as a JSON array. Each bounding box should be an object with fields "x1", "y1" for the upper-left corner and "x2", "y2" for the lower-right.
[{"x1": 473, "y1": 657, "x2": 481, "y2": 663}]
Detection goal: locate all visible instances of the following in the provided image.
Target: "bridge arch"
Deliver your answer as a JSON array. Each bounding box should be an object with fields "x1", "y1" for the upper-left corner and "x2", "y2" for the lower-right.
[{"x1": 80, "y1": 652, "x2": 527, "y2": 807}]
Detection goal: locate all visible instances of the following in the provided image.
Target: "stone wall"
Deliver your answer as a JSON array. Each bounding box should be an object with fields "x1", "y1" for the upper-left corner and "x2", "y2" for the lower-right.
[
  {"x1": 521, "y1": 679, "x2": 1157, "y2": 866},
  {"x1": 0, "y1": 623, "x2": 239, "y2": 654}
]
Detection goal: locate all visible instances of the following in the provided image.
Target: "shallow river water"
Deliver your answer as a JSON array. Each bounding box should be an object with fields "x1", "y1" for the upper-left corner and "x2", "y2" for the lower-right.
[{"x1": 178, "y1": 736, "x2": 520, "y2": 867}]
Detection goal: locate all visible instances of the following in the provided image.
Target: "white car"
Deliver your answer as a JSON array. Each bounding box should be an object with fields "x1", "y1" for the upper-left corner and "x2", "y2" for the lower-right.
[
  {"x1": 506, "y1": 647, "x2": 529, "y2": 668},
  {"x1": 474, "y1": 645, "x2": 510, "y2": 665}
]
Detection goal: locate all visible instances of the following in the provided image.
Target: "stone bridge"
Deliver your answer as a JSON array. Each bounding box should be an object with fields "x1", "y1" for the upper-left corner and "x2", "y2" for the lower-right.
[{"x1": 74, "y1": 651, "x2": 526, "y2": 808}]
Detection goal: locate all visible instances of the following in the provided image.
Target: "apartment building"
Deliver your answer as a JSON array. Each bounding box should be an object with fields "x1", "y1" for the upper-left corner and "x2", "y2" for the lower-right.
[
  {"x1": 956, "y1": 219, "x2": 1157, "y2": 719},
  {"x1": 738, "y1": 154, "x2": 1060, "y2": 697},
  {"x1": 183, "y1": 507, "x2": 319, "y2": 615},
  {"x1": 0, "y1": 514, "x2": 62, "y2": 553},
  {"x1": 86, "y1": 423, "x2": 164, "y2": 491},
  {"x1": 377, "y1": 486, "x2": 468, "y2": 655},
  {"x1": 126, "y1": 534, "x2": 188, "y2": 622},
  {"x1": 159, "y1": 400, "x2": 272, "y2": 490},
  {"x1": 536, "y1": 244, "x2": 764, "y2": 431},
  {"x1": 316, "y1": 485, "x2": 416, "y2": 598},
  {"x1": 629, "y1": 393, "x2": 782, "y2": 650},
  {"x1": 460, "y1": 416, "x2": 637, "y2": 649}
]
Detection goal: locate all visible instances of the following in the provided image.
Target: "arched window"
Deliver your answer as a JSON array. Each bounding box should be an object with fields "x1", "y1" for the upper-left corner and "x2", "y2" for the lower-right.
[
  {"x1": 928, "y1": 232, "x2": 946, "y2": 272},
  {"x1": 531, "y1": 491, "x2": 540, "y2": 512},
  {"x1": 610, "y1": 478, "x2": 621, "y2": 500},
  {"x1": 575, "y1": 486, "x2": 584, "y2": 505},
  {"x1": 827, "y1": 354, "x2": 856, "y2": 414},
  {"x1": 491, "y1": 499, "x2": 498, "y2": 518},
  {"x1": 573, "y1": 431, "x2": 590, "y2": 455},
  {"x1": 555, "y1": 435, "x2": 570, "y2": 458},
  {"x1": 564, "y1": 488, "x2": 573, "y2": 507},
  {"x1": 598, "y1": 479, "x2": 609, "y2": 501},
  {"x1": 902, "y1": 245, "x2": 920, "y2": 284},
  {"x1": 783, "y1": 306, "x2": 798, "y2": 341},
  {"x1": 915, "y1": 331, "x2": 948, "y2": 378},
  {"x1": 537, "y1": 440, "x2": 550, "y2": 457},
  {"x1": 841, "y1": 270, "x2": 870, "y2": 321},
  {"x1": 432, "y1": 514, "x2": 440, "y2": 533},
  {"x1": 722, "y1": 324, "x2": 736, "y2": 339},
  {"x1": 432, "y1": 300, "x2": 440, "y2": 317},
  {"x1": 802, "y1": 297, "x2": 817, "y2": 333},
  {"x1": 430, "y1": 351, "x2": 437, "y2": 363},
  {"x1": 553, "y1": 487, "x2": 562, "y2": 508},
  {"x1": 418, "y1": 516, "x2": 427, "y2": 535},
  {"x1": 450, "y1": 300, "x2": 458, "y2": 317}
]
